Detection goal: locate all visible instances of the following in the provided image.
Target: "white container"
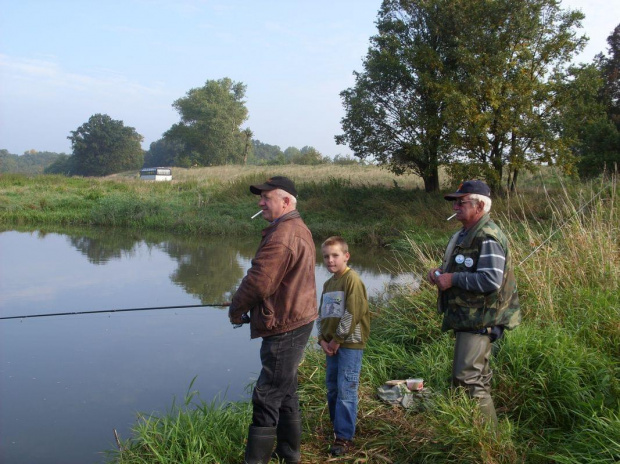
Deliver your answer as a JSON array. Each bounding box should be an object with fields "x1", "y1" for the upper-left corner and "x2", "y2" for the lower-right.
[{"x1": 406, "y1": 378, "x2": 424, "y2": 391}]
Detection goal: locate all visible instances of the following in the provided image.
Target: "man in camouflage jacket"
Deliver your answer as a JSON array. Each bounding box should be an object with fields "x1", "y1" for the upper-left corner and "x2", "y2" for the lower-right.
[{"x1": 428, "y1": 180, "x2": 520, "y2": 426}]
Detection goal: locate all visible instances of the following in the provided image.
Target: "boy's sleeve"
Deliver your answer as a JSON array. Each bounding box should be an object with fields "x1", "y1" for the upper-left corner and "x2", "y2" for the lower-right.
[{"x1": 334, "y1": 272, "x2": 368, "y2": 343}]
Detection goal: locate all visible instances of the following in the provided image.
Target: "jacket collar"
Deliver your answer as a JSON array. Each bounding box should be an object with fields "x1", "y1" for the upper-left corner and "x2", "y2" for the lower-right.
[{"x1": 459, "y1": 213, "x2": 491, "y2": 248}]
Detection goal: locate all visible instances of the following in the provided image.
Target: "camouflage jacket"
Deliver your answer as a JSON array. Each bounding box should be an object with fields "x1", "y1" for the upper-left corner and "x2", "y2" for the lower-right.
[{"x1": 438, "y1": 214, "x2": 521, "y2": 332}]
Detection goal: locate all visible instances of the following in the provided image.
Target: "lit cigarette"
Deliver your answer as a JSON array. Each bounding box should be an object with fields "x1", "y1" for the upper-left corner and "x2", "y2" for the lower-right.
[
  {"x1": 251, "y1": 210, "x2": 263, "y2": 219},
  {"x1": 446, "y1": 213, "x2": 457, "y2": 221}
]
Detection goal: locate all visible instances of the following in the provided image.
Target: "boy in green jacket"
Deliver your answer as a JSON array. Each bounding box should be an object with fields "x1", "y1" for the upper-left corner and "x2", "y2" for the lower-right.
[{"x1": 317, "y1": 236, "x2": 370, "y2": 457}]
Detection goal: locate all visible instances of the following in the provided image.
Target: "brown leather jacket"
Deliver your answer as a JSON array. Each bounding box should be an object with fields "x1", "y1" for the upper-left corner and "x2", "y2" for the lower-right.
[{"x1": 229, "y1": 210, "x2": 318, "y2": 339}]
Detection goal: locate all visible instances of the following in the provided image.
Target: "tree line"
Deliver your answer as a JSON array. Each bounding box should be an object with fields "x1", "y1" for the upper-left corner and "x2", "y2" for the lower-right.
[{"x1": 5, "y1": 0, "x2": 619, "y2": 191}]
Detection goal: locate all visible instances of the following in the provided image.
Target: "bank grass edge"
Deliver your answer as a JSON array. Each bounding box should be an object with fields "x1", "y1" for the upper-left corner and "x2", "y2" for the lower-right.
[
  {"x1": 0, "y1": 165, "x2": 593, "y2": 247},
  {"x1": 106, "y1": 175, "x2": 619, "y2": 463}
]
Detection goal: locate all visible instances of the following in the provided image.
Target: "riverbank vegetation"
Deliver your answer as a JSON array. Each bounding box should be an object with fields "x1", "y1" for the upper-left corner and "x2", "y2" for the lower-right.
[
  {"x1": 1, "y1": 167, "x2": 618, "y2": 463},
  {"x1": 0, "y1": 164, "x2": 586, "y2": 247}
]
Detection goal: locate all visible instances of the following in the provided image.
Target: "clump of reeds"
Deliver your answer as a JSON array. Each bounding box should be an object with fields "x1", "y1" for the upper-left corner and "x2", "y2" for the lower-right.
[{"x1": 106, "y1": 380, "x2": 251, "y2": 463}]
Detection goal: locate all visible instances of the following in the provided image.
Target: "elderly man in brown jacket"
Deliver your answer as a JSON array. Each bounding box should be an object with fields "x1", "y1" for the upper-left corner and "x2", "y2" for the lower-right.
[{"x1": 229, "y1": 176, "x2": 317, "y2": 464}]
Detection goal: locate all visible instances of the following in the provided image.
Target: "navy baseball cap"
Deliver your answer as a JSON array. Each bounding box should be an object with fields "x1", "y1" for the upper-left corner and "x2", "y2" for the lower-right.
[
  {"x1": 250, "y1": 176, "x2": 298, "y2": 198},
  {"x1": 444, "y1": 180, "x2": 491, "y2": 200}
]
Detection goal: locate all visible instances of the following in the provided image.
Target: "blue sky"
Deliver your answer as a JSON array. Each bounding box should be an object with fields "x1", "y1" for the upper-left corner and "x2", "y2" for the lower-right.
[{"x1": 1, "y1": 0, "x2": 618, "y2": 158}]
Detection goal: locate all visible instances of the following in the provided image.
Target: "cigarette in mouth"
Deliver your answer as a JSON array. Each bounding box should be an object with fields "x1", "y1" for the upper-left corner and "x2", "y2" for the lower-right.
[
  {"x1": 251, "y1": 210, "x2": 263, "y2": 219},
  {"x1": 446, "y1": 213, "x2": 457, "y2": 221}
]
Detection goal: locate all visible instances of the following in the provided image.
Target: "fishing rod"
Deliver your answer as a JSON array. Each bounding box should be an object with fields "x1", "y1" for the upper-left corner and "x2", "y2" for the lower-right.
[{"x1": 0, "y1": 303, "x2": 231, "y2": 321}]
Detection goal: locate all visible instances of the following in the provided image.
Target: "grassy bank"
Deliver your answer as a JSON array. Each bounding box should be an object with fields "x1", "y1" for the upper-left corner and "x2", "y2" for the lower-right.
[
  {"x1": 95, "y1": 173, "x2": 618, "y2": 463},
  {"x1": 0, "y1": 164, "x2": 576, "y2": 247},
  {"x1": 2, "y1": 167, "x2": 618, "y2": 463}
]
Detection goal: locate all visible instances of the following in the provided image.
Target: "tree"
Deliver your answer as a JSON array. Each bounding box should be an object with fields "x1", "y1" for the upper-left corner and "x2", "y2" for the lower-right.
[
  {"x1": 599, "y1": 23, "x2": 620, "y2": 131},
  {"x1": 292, "y1": 146, "x2": 327, "y2": 165},
  {"x1": 552, "y1": 63, "x2": 619, "y2": 178},
  {"x1": 68, "y1": 114, "x2": 144, "y2": 176},
  {"x1": 337, "y1": 0, "x2": 586, "y2": 193},
  {"x1": 337, "y1": 0, "x2": 463, "y2": 192},
  {"x1": 165, "y1": 78, "x2": 250, "y2": 166},
  {"x1": 449, "y1": 0, "x2": 586, "y2": 192},
  {"x1": 143, "y1": 137, "x2": 186, "y2": 168},
  {"x1": 252, "y1": 140, "x2": 284, "y2": 164}
]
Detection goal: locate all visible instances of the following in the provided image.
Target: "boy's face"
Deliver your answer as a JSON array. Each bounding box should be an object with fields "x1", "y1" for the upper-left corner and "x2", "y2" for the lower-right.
[{"x1": 322, "y1": 244, "x2": 350, "y2": 275}]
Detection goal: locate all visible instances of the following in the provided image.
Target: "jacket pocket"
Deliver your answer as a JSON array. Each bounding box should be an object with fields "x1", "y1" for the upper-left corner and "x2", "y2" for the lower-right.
[{"x1": 254, "y1": 301, "x2": 276, "y2": 332}]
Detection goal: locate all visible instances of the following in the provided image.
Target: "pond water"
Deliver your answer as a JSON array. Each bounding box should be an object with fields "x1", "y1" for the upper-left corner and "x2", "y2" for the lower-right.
[{"x1": 0, "y1": 227, "x2": 413, "y2": 464}]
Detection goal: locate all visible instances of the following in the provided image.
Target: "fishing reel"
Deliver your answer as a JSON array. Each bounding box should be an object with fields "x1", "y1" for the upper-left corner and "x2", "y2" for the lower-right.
[{"x1": 233, "y1": 313, "x2": 251, "y2": 329}]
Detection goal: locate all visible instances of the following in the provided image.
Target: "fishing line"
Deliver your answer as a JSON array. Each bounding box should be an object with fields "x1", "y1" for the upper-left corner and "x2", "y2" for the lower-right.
[{"x1": 0, "y1": 303, "x2": 230, "y2": 321}]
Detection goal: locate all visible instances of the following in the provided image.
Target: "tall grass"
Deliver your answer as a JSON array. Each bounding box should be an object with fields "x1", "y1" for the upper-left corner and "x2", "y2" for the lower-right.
[
  {"x1": 104, "y1": 173, "x2": 618, "y2": 463},
  {"x1": 5, "y1": 168, "x2": 617, "y2": 463},
  {"x1": 106, "y1": 380, "x2": 251, "y2": 463}
]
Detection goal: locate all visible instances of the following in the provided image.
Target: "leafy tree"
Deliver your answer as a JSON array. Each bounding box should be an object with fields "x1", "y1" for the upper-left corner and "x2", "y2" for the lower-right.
[
  {"x1": 333, "y1": 154, "x2": 360, "y2": 165},
  {"x1": 143, "y1": 137, "x2": 186, "y2": 168},
  {"x1": 1, "y1": 149, "x2": 67, "y2": 174},
  {"x1": 449, "y1": 0, "x2": 586, "y2": 192},
  {"x1": 337, "y1": 0, "x2": 586, "y2": 193},
  {"x1": 283, "y1": 147, "x2": 301, "y2": 164},
  {"x1": 291, "y1": 146, "x2": 327, "y2": 165},
  {"x1": 598, "y1": 23, "x2": 620, "y2": 131},
  {"x1": 44, "y1": 154, "x2": 75, "y2": 175},
  {"x1": 252, "y1": 140, "x2": 284, "y2": 164},
  {"x1": 68, "y1": 114, "x2": 144, "y2": 176},
  {"x1": 165, "y1": 78, "x2": 249, "y2": 166},
  {"x1": 337, "y1": 0, "x2": 462, "y2": 192},
  {"x1": 552, "y1": 63, "x2": 619, "y2": 178},
  {"x1": 241, "y1": 128, "x2": 253, "y2": 165}
]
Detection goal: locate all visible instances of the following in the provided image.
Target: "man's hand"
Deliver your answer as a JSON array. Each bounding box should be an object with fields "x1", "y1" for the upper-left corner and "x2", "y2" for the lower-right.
[
  {"x1": 230, "y1": 313, "x2": 250, "y2": 326},
  {"x1": 428, "y1": 268, "x2": 441, "y2": 284},
  {"x1": 435, "y1": 272, "x2": 453, "y2": 291}
]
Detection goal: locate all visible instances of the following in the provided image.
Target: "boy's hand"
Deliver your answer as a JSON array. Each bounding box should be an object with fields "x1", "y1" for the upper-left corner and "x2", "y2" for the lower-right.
[
  {"x1": 327, "y1": 340, "x2": 340, "y2": 355},
  {"x1": 320, "y1": 340, "x2": 335, "y2": 356}
]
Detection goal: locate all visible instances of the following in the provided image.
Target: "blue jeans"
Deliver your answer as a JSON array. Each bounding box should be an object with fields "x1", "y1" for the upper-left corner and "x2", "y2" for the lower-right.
[
  {"x1": 251, "y1": 321, "x2": 314, "y2": 427},
  {"x1": 326, "y1": 347, "x2": 363, "y2": 441}
]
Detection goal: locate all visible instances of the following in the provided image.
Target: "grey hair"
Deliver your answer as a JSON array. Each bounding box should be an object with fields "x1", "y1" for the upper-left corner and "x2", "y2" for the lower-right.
[
  {"x1": 468, "y1": 193, "x2": 492, "y2": 213},
  {"x1": 275, "y1": 189, "x2": 297, "y2": 208}
]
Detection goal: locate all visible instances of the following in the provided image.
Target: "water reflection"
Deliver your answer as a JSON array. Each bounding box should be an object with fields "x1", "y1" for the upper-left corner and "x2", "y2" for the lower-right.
[
  {"x1": 0, "y1": 227, "x2": 405, "y2": 464},
  {"x1": 164, "y1": 238, "x2": 248, "y2": 304}
]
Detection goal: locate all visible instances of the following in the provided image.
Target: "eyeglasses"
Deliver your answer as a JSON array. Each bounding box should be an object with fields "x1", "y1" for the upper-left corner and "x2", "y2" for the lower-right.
[{"x1": 452, "y1": 199, "x2": 477, "y2": 206}]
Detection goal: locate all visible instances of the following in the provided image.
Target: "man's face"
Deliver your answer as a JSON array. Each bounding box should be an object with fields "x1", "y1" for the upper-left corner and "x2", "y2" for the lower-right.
[
  {"x1": 258, "y1": 190, "x2": 287, "y2": 222},
  {"x1": 322, "y1": 244, "x2": 350, "y2": 276},
  {"x1": 452, "y1": 195, "x2": 481, "y2": 226}
]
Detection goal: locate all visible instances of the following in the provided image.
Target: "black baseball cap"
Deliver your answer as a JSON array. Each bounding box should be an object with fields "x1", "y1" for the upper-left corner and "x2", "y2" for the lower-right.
[
  {"x1": 444, "y1": 180, "x2": 491, "y2": 200},
  {"x1": 250, "y1": 176, "x2": 298, "y2": 198}
]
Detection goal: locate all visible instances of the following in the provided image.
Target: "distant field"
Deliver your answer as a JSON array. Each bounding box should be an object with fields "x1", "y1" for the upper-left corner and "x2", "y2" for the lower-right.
[{"x1": 111, "y1": 164, "x2": 432, "y2": 189}]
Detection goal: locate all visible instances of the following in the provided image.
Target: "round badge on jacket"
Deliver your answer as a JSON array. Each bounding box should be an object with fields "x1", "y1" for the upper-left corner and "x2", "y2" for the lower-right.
[
  {"x1": 455, "y1": 254, "x2": 465, "y2": 264},
  {"x1": 464, "y1": 257, "x2": 474, "y2": 268}
]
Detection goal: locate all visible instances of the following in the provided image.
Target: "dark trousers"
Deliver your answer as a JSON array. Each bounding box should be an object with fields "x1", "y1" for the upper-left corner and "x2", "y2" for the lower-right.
[{"x1": 251, "y1": 321, "x2": 314, "y2": 427}]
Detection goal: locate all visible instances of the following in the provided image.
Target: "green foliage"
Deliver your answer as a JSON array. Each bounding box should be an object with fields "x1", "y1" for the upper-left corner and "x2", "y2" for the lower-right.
[
  {"x1": 0, "y1": 149, "x2": 67, "y2": 174},
  {"x1": 553, "y1": 63, "x2": 620, "y2": 179},
  {"x1": 251, "y1": 139, "x2": 284, "y2": 165},
  {"x1": 68, "y1": 114, "x2": 144, "y2": 176},
  {"x1": 337, "y1": 0, "x2": 456, "y2": 192},
  {"x1": 44, "y1": 153, "x2": 75, "y2": 175},
  {"x1": 107, "y1": 380, "x2": 251, "y2": 464},
  {"x1": 165, "y1": 78, "x2": 249, "y2": 166},
  {"x1": 289, "y1": 146, "x2": 327, "y2": 165},
  {"x1": 599, "y1": 23, "x2": 620, "y2": 132},
  {"x1": 144, "y1": 137, "x2": 186, "y2": 168},
  {"x1": 577, "y1": 119, "x2": 620, "y2": 178},
  {"x1": 338, "y1": 0, "x2": 588, "y2": 194}
]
